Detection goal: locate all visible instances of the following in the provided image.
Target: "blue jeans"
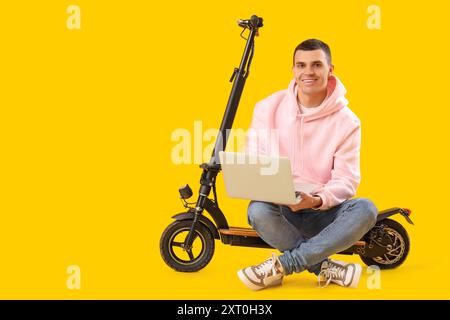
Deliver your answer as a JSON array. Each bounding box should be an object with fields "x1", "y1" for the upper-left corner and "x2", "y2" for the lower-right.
[{"x1": 247, "y1": 198, "x2": 378, "y2": 275}]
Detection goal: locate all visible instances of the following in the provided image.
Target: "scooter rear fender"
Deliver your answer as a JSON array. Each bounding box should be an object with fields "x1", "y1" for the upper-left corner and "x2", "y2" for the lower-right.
[{"x1": 377, "y1": 207, "x2": 414, "y2": 225}]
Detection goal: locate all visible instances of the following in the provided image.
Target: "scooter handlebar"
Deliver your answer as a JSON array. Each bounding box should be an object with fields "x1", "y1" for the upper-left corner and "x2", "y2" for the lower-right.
[{"x1": 237, "y1": 15, "x2": 263, "y2": 29}]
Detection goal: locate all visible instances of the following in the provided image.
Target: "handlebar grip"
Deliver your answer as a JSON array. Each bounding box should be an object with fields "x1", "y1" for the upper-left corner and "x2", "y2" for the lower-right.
[
  {"x1": 237, "y1": 15, "x2": 264, "y2": 29},
  {"x1": 250, "y1": 15, "x2": 263, "y2": 28}
]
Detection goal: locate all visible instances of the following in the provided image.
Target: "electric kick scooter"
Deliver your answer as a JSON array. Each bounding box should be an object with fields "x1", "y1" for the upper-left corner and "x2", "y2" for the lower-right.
[{"x1": 160, "y1": 15, "x2": 414, "y2": 272}]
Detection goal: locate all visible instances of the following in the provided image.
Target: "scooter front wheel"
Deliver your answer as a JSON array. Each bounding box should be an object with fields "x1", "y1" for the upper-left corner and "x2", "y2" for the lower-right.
[{"x1": 160, "y1": 220, "x2": 215, "y2": 272}]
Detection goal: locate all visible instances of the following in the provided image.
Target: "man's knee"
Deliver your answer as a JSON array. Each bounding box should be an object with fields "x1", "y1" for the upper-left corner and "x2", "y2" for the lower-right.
[
  {"x1": 354, "y1": 198, "x2": 378, "y2": 226},
  {"x1": 247, "y1": 201, "x2": 278, "y2": 227}
]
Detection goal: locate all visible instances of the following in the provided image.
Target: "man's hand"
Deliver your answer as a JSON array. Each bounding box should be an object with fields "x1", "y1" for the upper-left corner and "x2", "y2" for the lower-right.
[{"x1": 276, "y1": 192, "x2": 322, "y2": 212}]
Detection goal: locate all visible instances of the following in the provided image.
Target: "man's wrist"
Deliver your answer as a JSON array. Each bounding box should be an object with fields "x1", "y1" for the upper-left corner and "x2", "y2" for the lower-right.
[{"x1": 312, "y1": 195, "x2": 323, "y2": 209}]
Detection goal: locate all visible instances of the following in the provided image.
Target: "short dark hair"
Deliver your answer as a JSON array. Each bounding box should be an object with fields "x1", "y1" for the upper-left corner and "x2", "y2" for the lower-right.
[{"x1": 293, "y1": 39, "x2": 332, "y2": 66}]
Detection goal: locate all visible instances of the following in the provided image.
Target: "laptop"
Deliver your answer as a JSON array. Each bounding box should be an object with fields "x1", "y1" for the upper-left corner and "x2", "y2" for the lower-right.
[{"x1": 218, "y1": 151, "x2": 318, "y2": 205}]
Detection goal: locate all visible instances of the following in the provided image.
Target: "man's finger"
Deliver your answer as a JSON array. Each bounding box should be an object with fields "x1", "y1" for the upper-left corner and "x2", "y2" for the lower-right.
[{"x1": 299, "y1": 191, "x2": 311, "y2": 199}]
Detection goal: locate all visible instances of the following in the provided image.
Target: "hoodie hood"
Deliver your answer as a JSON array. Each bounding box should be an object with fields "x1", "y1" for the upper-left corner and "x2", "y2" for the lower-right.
[{"x1": 287, "y1": 75, "x2": 348, "y2": 122}]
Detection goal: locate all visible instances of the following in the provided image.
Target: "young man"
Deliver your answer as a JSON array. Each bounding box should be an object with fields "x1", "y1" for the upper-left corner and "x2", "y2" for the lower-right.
[{"x1": 238, "y1": 39, "x2": 378, "y2": 290}]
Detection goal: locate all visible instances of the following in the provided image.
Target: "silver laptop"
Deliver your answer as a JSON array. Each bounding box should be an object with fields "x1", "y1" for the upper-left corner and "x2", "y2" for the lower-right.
[{"x1": 218, "y1": 151, "x2": 318, "y2": 205}]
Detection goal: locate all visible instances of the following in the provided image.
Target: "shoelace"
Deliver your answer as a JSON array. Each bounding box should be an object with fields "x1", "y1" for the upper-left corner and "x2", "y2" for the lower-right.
[
  {"x1": 254, "y1": 254, "x2": 279, "y2": 277},
  {"x1": 318, "y1": 262, "x2": 346, "y2": 288}
]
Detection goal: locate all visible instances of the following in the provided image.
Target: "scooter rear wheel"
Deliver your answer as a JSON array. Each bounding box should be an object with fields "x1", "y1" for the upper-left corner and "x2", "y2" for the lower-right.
[
  {"x1": 359, "y1": 218, "x2": 410, "y2": 269},
  {"x1": 160, "y1": 220, "x2": 215, "y2": 272}
]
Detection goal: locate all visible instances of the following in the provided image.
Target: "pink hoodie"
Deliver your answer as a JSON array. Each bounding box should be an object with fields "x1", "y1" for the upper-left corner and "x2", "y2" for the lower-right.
[{"x1": 245, "y1": 75, "x2": 361, "y2": 210}]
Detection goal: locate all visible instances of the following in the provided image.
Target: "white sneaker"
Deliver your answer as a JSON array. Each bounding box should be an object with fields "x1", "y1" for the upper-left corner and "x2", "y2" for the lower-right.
[
  {"x1": 318, "y1": 259, "x2": 362, "y2": 288},
  {"x1": 237, "y1": 253, "x2": 284, "y2": 291}
]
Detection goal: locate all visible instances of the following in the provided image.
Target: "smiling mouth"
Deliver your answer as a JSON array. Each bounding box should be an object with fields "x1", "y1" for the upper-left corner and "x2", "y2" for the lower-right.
[{"x1": 301, "y1": 79, "x2": 317, "y2": 84}]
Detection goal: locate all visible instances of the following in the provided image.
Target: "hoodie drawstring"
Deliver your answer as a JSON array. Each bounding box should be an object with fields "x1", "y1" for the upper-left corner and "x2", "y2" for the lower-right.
[
  {"x1": 292, "y1": 115, "x2": 305, "y2": 175},
  {"x1": 299, "y1": 117, "x2": 304, "y2": 172}
]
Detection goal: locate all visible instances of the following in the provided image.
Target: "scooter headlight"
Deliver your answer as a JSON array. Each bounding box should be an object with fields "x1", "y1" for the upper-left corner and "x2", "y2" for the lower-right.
[{"x1": 179, "y1": 184, "x2": 193, "y2": 200}]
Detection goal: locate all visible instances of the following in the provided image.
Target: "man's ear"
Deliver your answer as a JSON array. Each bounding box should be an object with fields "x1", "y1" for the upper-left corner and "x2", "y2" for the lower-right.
[{"x1": 328, "y1": 64, "x2": 335, "y2": 78}]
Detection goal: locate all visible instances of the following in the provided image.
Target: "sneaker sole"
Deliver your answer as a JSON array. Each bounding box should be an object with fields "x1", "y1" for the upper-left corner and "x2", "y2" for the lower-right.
[
  {"x1": 237, "y1": 269, "x2": 283, "y2": 291},
  {"x1": 237, "y1": 269, "x2": 264, "y2": 291}
]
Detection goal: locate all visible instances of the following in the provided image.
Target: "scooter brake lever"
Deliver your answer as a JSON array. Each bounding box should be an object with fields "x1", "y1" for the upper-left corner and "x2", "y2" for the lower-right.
[{"x1": 229, "y1": 68, "x2": 239, "y2": 82}]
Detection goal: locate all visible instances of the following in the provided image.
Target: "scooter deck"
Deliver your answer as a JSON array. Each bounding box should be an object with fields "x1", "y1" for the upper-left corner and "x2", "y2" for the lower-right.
[
  {"x1": 219, "y1": 227, "x2": 366, "y2": 246},
  {"x1": 219, "y1": 227, "x2": 260, "y2": 237}
]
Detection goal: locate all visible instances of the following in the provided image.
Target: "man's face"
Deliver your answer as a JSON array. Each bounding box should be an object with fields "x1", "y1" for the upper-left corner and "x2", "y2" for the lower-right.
[{"x1": 292, "y1": 49, "x2": 333, "y2": 96}]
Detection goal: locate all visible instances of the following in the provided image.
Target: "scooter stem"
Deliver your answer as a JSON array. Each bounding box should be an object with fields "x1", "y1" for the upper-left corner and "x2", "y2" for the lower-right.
[
  {"x1": 211, "y1": 21, "x2": 261, "y2": 165},
  {"x1": 183, "y1": 16, "x2": 263, "y2": 249}
]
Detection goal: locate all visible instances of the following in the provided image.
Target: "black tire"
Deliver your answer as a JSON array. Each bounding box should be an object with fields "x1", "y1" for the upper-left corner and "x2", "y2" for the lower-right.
[
  {"x1": 360, "y1": 218, "x2": 410, "y2": 269},
  {"x1": 160, "y1": 219, "x2": 215, "y2": 272}
]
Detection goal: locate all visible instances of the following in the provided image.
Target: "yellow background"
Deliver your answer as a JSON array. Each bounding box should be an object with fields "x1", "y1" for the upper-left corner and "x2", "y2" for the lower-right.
[{"x1": 0, "y1": 0, "x2": 449, "y2": 299}]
